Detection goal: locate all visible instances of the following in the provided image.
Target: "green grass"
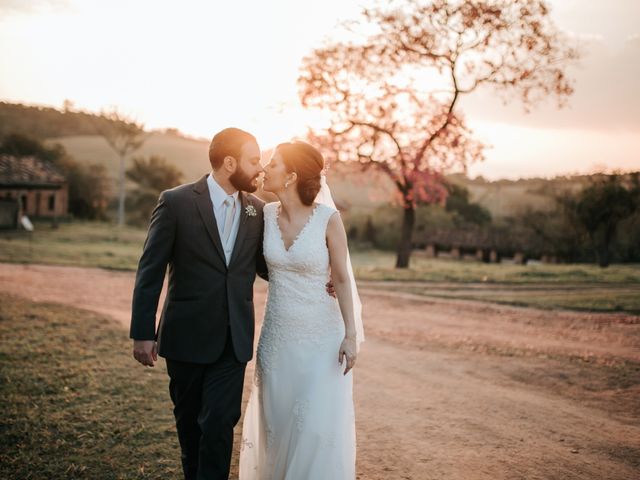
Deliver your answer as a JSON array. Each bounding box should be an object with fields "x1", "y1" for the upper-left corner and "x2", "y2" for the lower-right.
[
  {"x1": 2, "y1": 223, "x2": 638, "y2": 284},
  {"x1": 351, "y1": 250, "x2": 640, "y2": 313},
  {"x1": 2, "y1": 222, "x2": 638, "y2": 314},
  {"x1": 367, "y1": 283, "x2": 640, "y2": 314},
  {"x1": 0, "y1": 293, "x2": 181, "y2": 479},
  {"x1": 0, "y1": 221, "x2": 146, "y2": 270},
  {"x1": 351, "y1": 249, "x2": 640, "y2": 284}
]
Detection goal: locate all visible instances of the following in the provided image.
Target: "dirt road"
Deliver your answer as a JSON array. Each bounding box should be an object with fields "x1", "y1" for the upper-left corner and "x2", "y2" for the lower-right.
[{"x1": 1, "y1": 263, "x2": 638, "y2": 479}]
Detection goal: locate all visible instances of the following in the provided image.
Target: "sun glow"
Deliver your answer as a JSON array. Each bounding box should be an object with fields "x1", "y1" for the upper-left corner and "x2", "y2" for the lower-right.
[
  {"x1": 0, "y1": 0, "x2": 356, "y2": 148},
  {"x1": 0, "y1": 0, "x2": 638, "y2": 177}
]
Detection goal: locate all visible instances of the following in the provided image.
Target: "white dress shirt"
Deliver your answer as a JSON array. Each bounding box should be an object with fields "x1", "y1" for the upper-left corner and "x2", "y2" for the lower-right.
[{"x1": 207, "y1": 173, "x2": 241, "y2": 265}]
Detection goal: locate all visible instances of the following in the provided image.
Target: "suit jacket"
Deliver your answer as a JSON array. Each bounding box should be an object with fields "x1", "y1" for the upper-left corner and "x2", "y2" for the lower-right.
[{"x1": 129, "y1": 174, "x2": 268, "y2": 364}]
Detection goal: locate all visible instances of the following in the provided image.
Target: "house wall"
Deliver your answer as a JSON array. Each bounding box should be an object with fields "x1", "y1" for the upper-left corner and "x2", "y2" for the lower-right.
[
  {"x1": 0, "y1": 185, "x2": 68, "y2": 218},
  {"x1": 0, "y1": 198, "x2": 18, "y2": 228}
]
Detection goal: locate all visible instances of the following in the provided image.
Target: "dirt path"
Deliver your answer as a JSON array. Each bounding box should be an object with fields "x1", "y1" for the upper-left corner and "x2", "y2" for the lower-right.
[{"x1": 1, "y1": 263, "x2": 638, "y2": 479}]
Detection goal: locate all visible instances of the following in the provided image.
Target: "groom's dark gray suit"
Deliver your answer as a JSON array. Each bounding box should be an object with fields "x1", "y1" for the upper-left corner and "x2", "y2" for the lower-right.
[{"x1": 130, "y1": 173, "x2": 267, "y2": 480}]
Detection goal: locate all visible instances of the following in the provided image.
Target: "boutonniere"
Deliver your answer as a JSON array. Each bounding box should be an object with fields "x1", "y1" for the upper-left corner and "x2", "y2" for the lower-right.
[{"x1": 245, "y1": 204, "x2": 257, "y2": 217}]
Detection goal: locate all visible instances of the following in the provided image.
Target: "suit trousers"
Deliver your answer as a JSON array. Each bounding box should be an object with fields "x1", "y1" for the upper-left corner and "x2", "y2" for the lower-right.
[{"x1": 166, "y1": 327, "x2": 247, "y2": 480}]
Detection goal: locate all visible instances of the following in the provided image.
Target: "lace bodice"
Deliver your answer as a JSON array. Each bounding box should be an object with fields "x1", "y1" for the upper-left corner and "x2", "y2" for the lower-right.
[
  {"x1": 265, "y1": 201, "x2": 336, "y2": 276},
  {"x1": 257, "y1": 202, "x2": 345, "y2": 375}
]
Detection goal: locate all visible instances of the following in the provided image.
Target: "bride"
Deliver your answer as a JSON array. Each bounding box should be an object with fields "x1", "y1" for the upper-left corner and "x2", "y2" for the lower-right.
[{"x1": 239, "y1": 141, "x2": 364, "y2": 479}]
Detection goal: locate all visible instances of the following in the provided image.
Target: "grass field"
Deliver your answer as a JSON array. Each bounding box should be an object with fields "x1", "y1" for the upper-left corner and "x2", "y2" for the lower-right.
[
  {"x1": 0, "y1": 222, "x2": 146, "y2": 270},
  {"x1": 360, "y1": 282, "x2": 640, "y2": 314},
  {"x1": 351, "y1": 249, "x2": 640, "y2": 284},
  {"x1": 352, "y1": 250, "x2": 640, "y2": 314},
  {"x1": 1, "y1": 221, "x2": 638, "y2": 313},
  {"x1": 0, "y1": 293, "x2": 180, "y2": 479}
]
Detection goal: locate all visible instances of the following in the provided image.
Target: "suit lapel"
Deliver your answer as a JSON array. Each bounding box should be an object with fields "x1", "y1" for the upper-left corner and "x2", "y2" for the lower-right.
[
  {"x1": 193, "y1": 175, "x2": 227, "y2": 267},
  {"x1": 229, "y1": 192, "x2": 250, "y2": 267}
]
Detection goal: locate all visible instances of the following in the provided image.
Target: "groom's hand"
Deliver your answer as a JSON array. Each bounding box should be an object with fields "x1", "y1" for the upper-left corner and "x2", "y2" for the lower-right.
[
  {"x1": 325, "y1": 280, "x2": 336, "y2": 298},
  {"x1": 133, "y1": 340, "x2": 157, "y2": 367}
]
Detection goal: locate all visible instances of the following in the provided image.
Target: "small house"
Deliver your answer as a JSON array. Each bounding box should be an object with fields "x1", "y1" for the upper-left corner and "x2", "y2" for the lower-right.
[{"x1": 0, "y1": 154, "x2": 68, "y2": 228}]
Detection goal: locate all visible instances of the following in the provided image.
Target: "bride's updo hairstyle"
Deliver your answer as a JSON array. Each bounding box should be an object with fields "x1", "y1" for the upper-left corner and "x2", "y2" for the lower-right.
[{"x1": 275, "y1": 141, "x2": 324, "y2": 206}]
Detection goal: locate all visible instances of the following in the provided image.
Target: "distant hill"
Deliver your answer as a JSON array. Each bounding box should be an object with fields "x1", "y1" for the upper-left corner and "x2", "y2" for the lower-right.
[
  {"x1": 1, "y1": 101, "x2": 113, "y2": 139},
  {"x1": 327, "y1": 165, "x2": 638, "y2": 218},
  {"x1": 0, "y1": 101, "x2": 212, "y2": 182},
  {"x1": 47, "y1": 133, "x2": 211, "y2": 183},
  {"x1": 447, "y1": 173, "x2": 589, "y2": 217},
  {"x1": 2, "y1": 101, "x2": 635, "y2": 218}
]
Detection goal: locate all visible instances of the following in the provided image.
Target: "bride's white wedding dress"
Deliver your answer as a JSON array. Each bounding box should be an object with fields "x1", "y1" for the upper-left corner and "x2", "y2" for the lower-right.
[{"x1": 239, "y1": 201, "x2": 356, "y2": 480}]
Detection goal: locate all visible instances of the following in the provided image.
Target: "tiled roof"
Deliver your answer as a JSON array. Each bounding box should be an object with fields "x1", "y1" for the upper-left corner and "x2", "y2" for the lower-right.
[{"x1": 0, "y1": 154, "x2": 66, "y2": 186}]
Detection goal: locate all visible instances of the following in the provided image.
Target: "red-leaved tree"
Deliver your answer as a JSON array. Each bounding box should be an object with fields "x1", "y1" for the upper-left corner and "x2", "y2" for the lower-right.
[{"x1": 299, "y1": 0, "x2": 580, "y2": 267}]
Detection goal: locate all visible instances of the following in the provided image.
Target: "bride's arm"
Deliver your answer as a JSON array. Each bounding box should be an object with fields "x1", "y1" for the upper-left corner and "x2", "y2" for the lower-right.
[{"x1": 326, "y1": 212, "x2": 358, "y2": 375}]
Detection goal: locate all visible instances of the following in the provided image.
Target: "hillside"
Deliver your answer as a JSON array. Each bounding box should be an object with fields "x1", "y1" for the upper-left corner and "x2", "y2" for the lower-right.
[
  {"x1": 449, "y1": 173, "x2": 589, "y2": 217},
  {"x1": 47, "y1": 133, "x2": 211, "y2": 183},
  {"x1": 326, "y1": 165, "x2": 599, "y2": 218},
  {"x1": 0, "y1": 101, "x2": 211, "y2": 182},
  {"x1": 47, "y1": 137, "x2": 594, "y2": 219},
  {"x1": 0, "y1": 101, "x2": 119, "y2": 139},
  {"x1": 2, "y1": 101, "x2": 635, "y2": 218}
]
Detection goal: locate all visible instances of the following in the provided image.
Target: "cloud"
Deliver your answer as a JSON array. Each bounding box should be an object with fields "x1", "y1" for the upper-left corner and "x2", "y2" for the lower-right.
[
  {"x1": 461, "y1": 35, "x2": 640, "y2": 132},
  {"x1": 548, "y1": 0, "x2": 640, "y2": 50}
]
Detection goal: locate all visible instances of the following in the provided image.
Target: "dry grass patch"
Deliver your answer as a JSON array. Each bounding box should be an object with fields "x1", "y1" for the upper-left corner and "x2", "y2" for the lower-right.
[{"x1": 0, "y1": 293, "x2": 180, "y2": 479}]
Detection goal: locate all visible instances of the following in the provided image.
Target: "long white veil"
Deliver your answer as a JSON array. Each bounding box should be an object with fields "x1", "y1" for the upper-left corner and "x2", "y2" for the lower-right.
[{"x1": 315, "y1": 175, "x2": 365, "y2": 351}]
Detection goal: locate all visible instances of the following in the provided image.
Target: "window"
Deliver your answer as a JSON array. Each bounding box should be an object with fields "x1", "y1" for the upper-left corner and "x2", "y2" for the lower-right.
[
  {"x1": 21, "y1": 195, "x2": 28, "y2": 211},
  {"x1": 48, "y1": 194, "x2": 56, "y2": 211}
]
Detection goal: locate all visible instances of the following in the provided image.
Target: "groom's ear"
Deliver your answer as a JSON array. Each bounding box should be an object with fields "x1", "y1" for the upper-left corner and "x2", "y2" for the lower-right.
[{"x1": 223, "y1": 155, "x2": 238, "y2": 173}]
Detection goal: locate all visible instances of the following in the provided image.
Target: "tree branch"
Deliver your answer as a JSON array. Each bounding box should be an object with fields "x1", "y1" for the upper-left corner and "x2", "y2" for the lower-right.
[{"x1": 413, "y1": 60, "x2": 461, "y2": 165}]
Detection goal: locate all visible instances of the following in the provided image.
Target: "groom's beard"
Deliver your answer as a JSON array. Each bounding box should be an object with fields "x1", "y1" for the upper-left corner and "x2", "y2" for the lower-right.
[{"x1": 229, "y1": 165, "x2": 258, "y2": 193}]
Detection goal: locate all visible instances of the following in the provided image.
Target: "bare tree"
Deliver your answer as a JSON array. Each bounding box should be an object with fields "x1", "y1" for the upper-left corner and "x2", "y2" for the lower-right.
[
  {"x1": 93, "y1": 109, "x2": 146, "y2": 226},
  {"x1": 299, "y1": 0, "x2": 580, "y2": 267}
]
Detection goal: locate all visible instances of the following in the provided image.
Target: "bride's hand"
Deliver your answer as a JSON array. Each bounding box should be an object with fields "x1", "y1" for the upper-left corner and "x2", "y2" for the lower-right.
[{"x1": 338, "y1": 336, "x2": 357, "y2": 375}]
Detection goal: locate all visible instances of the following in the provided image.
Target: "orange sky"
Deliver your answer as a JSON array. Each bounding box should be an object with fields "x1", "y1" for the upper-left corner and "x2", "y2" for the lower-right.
[{"x1": 0, "y1": 0, "x2": 638, "y2": 179}]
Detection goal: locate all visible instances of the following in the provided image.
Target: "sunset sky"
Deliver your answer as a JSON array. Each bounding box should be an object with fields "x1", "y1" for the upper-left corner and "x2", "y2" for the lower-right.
[{"x1": 0, "y1": 0, "x2": 638, "y2": 179}]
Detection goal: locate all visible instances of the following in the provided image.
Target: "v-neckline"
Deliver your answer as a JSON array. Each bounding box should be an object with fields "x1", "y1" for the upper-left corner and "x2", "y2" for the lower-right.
[{"x1": 275, "y1": 202, "x2": 321, "y2": 253}]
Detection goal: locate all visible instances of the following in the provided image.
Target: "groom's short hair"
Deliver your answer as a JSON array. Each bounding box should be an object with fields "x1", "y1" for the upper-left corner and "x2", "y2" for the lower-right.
[{"x1": 209, "y1": 128, "x2": 257, "y2": 170}]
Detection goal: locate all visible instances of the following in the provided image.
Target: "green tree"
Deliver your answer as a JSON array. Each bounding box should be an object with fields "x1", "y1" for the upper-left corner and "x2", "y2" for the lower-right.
[
  {"x1": 125, "y1": 155, "x2": 183, "y2": 225},
  {"x1": 572, "y1": 174, "x2": 638, "y2": 267},
  {"x1": 520, "y1": 205, "x2": 585, "y2": 262},
  {"x1": 444, "y1": 182, "x2": 491, "y2": 226},
  {"x1": 62, "y1": 162, "x2": 111, "y2": 220},
  {"x1": 0, "y1": 132, "x2": 66, "y2": 163}
]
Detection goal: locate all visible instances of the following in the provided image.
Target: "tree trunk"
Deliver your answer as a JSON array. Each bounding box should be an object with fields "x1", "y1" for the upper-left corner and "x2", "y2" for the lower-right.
[
  {"x1": 395, "y1": 204, "x2": 416, "y2": 268},
  {"x1": 117, "y1": 154, "x2": 126, "y2": 226},
  {"x1": 597, "y1": 247, "x2": 610, "y2": 268},
  {"x1": 596, "y1": 229, "x2": 613, "y2": 268},
  {"x1": 590, "y1": 228, "x2": 611, "y2": 268}
]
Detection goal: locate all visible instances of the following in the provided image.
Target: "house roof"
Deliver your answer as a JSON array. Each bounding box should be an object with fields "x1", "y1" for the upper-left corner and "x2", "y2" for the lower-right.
[{"x1": 0, "y1": 154, "x2": 66, "y2": 187}]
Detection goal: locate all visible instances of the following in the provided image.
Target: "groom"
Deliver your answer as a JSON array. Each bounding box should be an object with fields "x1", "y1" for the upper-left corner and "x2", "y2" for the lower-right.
[{"x1": 129, "y1": 127, "x2": 268, "y2": 480}]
